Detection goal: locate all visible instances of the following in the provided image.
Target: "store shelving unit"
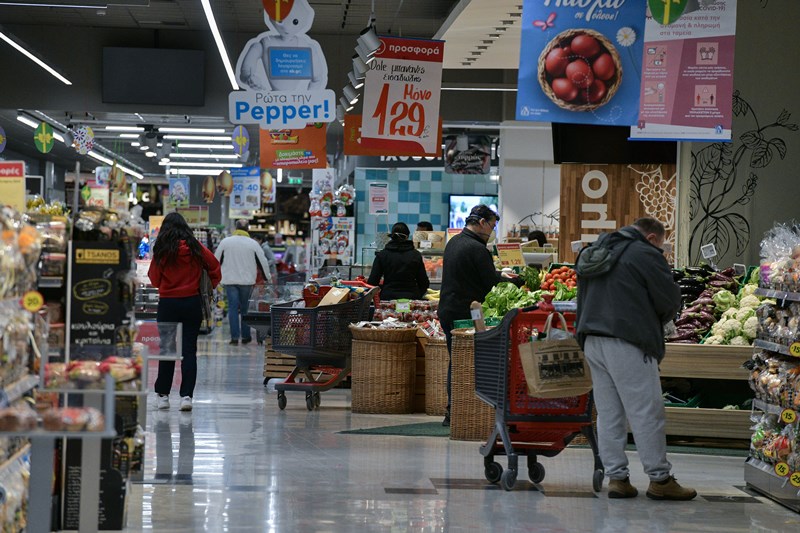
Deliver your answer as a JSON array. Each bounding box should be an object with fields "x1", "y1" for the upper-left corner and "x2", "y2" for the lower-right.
[
  {"x1": 660, "y1": 343, "x2": 752, "y2": 439},
  {"x1": 744, "y1": 287, "x2": 800, "y2": 512}
]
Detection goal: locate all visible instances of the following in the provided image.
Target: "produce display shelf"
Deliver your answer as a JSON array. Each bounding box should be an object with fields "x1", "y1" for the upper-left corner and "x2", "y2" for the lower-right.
[
  {"x1": 1, "y1": 375, "x2": 40, "y2": 405},
  {"x1": 663, "y1": 407, "x2": 751, "y2": 440},
  {"x1": 754, "y1": 288, "x2": 800, "y2": 302},
  {"x1": 662, "y1": 343, "x2": 751, "y2": 380},
  {"x1": 752, "y1": 398, "x2": 795, "y2": 418},
  {"x1": 745, "y1": 457, "x2": 800, "y2": 513},
  {"x1": 754, "y1": 339, "x2": 796, "y2": 358}
]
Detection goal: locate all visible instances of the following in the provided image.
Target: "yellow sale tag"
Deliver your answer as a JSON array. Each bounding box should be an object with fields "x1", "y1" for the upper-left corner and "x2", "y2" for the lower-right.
[
  {"x1": 775, "y1": 462, "x2": 790, "y2": 478},
  {"x1": 789, "y1": 342, "x2": 800, "y2": 357},
  {"x1": 791, "y1": 472, "x2": 800, "y2": 488},
  {"x1": 22, "y1": 291, "x2": 44, "y2": 313},
  {"x1": 781, "y1": 409, "x2": 798, "y2": 425}
]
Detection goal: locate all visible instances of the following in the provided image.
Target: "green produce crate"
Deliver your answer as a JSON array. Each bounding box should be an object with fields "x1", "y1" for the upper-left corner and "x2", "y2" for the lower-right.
[
  {"x1": 663, "y1": 393, "x2": 703, "y2": 408},
  {"x1": 452, "y1": 317, "x2": 501, "y2": 329}
]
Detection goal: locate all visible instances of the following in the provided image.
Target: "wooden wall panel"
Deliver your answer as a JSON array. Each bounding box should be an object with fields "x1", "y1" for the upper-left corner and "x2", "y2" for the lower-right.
[{"x1": 559, "y1": 164, "x2": 676, "y2": 263}]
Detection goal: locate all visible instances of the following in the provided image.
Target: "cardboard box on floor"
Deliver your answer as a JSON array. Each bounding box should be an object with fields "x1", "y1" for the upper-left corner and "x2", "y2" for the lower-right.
[{"x1": 318, "y1": 287, "x2": 350, "y2": 306}]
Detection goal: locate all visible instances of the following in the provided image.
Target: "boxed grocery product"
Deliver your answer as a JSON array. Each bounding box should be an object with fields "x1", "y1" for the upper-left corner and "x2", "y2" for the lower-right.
[{"x1": 318, "y1": 287, "x2": 350, "y2": 306}]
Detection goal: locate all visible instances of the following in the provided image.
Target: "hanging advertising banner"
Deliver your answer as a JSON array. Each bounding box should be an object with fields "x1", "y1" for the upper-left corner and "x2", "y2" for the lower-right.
[
  {"x1": 81, "y1": 179, "x2": 109, "y2": 208},
  {"x1": 631, "y1": 0, "x2": 738, "y2": 141},
  {"x1": 232, "y1": 125, "x2": 250, "y2": 155},
  {"x1": 261, "y1": 169, "x2": 276, "y2": 204},
  {"x1": 0, "y1": 161, "x2": 26, "y2": 211},
  {"x1": 343, "y1": 114, "x2": 442, "y2": 157},
  {"x1": 516, "y1": 0, "x2": 647, "y2": 126},
  {"x1": 166, "y1": 177, "x2": 190, "y2": 209},
  {"x1": 444, "y1": 135, "x2": 492, "y2": 175},
  {"x1": 0, "y1": 125, "x2": 7, "y2": 154},
  {"x1": 360, "y1": 36, "x2": 444, "y2": 156},
  {"x1": 177, "y1": 206, "x2": 210, "y2": 227},
  {"x1": 259, "y1": 123, "x2": 327, "y2": 169},
  {"x1": 229, "y1": 167, "x2": 261, "y2": 218},
  {"x1": 368, "y1": 182, "x2": 389, "y2": 215},
  {"x1": 229, "y1": 1, "x2": 336, "y2": 129}
]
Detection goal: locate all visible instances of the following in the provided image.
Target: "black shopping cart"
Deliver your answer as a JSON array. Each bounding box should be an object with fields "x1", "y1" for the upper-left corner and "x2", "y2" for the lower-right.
[
  {"x1": 269, "y1": 288, "x2": 377, "y2": 411},
  {"x1": 474, "y1": 307, "x2": 603, "y2": 491},
  {"x1": 242, "y1": 273, "x2": 306, "y2": 350}
]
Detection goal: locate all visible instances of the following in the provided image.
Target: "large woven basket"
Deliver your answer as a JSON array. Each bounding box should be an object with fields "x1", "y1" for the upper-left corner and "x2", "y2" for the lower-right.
[
  {"x1": 450, "y1": 329, "x2": 494, "y2": 441},
  {"x1": 351, "y1": 339, "x2": 417, "y2": 414},
  {"x1": 537, "y1": 28, "x2": 623, "y2": 112},
  {"x1": 424, "y1": 338, "x2": 449, "y2": 416},
  {"x1": 349, "y1": 325, "x2": 419, "y2": 343}
]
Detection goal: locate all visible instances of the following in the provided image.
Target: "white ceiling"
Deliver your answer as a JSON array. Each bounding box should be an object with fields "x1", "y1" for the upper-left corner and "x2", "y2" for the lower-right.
[{"x1": 435, "y1": 0, "x2": 523, "y2": 70}]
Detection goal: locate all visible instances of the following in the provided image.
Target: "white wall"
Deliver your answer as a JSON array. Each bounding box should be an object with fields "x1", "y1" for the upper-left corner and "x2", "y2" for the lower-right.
[{"x1": 498, "y1": 121, "x2": 560, "y2": 237}]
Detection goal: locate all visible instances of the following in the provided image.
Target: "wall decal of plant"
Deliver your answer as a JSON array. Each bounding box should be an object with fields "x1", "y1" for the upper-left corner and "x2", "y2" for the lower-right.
[{"x1": 689, "y1": 91, "x2": 797, "y2": 264}]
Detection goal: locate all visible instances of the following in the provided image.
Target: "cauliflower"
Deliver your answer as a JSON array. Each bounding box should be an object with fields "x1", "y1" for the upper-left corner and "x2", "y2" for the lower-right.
[
  {"x1": 736, "y1": 307, "x2": 756, "y2": 323},
  {"x1": 739, "y1": 294, "x2": 761, "y2": 309},
  {"x1": 718, "y1": 318, "x2": 742, "y2": 339},
  {"x1": 703, "y1": 335, "x2": 724, "y2": 345},
  {"x1": 722, "y1": 308, "x2": 739, "y2": 320},
  {"x1": 738, "y1": 284, "x2": 758, "y2": 301},
  {"x1": 729, "y1": 335, "x2": 750, "y2": 346},
  {"x1": 743, "y1": 315, "x2": 759, "y2": 339},
  {"x1": 711, "y1": 320, "x2": 726, "y2": 337}
]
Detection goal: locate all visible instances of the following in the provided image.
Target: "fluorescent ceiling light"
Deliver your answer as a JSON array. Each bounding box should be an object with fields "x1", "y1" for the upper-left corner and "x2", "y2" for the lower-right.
[
  {"x1": 118, "y1": 133, "x2": 139, "y2": 138},
  {"x1": 130, "y1": 142, "x2": 140, "y2": 147},
  {"x1": 162, "y1": 161, "x2": 243, "y2": 168},
  {"x1": 105, "y1": 126, "x2": 144, "y2": 132},
  {"x1": 159, "y1": 127, "x2": 228, "y2": 134},
  {"x1": 0, "y1": 29, "x2": 72, "y2": 85},
  {"x1": 117, "y1": 165, "x2": 143, "y2": 180},
  {"x1": 164, "y1": 134, "x2": 232, "y2": 141},
  {"x1": 276, "y1": 168, "x2": 283, "y2": 183},
  {"x1": 177, "y1": 143, "x2": 234, "y2": 150},
  {"x1": 88, "y1": 150, "x2": 114, "y2": 165},
  {"x1": 16, "y1": 114, "x2": 39, "y2": 129},
  {"x1": 200, "y1": 0, "x2": 239, "y2": 91},
  {"x1": 145, "y1": 151, "x2": 157, "y2": 157},
  {"x1": 169, "y1": 168, "x2": 234, "y2": 176},
  {"x1": 170, "y1": 153, "x2": 239, "y2": 159}
]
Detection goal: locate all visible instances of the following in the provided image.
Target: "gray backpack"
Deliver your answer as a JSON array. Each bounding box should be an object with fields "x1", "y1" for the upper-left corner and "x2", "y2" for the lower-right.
[{"x1": 575, "y1": 230, "x2": 635, "y2": 279}]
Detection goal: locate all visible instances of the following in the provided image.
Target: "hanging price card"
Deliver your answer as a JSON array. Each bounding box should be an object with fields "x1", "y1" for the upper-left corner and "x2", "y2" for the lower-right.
[
  {"x1": 781, "y1": 408, "x2": 798, "y2": 425},
  {"x1": 791, "y1": 471, "x2": 800, "y2": 488},
  {"x1": 789, "y1": 342, "x2": 800, "y2": 357},
  {"x1": 361, "y1": 36, "x2": 444, "y2": 156},
  {"x1": 22, "y1": 291, "x2": 44, "y2": 313},
  {"x1": 775, "y1": 462, "x2": 790, "y2": 478}
]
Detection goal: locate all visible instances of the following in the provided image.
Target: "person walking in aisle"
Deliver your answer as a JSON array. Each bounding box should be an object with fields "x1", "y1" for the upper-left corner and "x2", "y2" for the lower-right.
[
  {"x1": 575, "y1": 217, "x2": 696, "y2": 501},
  {"x1": 253, "y1": 233, "x2": 279, "y2": 284},
  {"x1": 148, "y1": 212, "x2": 221, "y2": 412},
  {"x1": 437, "y1": 205, "x2": 523, "y2": 426},
  {"x1": 367, "y1": 222, "x2": 429, "y2": 301},
  {"x1": 215, "y1": 219, "x2": 272, "y2": 345}
]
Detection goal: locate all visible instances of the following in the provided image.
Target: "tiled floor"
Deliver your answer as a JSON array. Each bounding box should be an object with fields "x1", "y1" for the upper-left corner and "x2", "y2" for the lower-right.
[{"x1": 125, "y1": 333, "x2": 800, "y2": 532}]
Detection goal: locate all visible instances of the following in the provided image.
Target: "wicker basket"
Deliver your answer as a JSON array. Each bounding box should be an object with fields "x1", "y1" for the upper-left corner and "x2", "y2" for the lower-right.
[
  {"x1": 537, "y1": 28, "x2": 623, "y2": 112},
  {"x1": 349, "y1": 325, "x2": 419, "y2": 343},
  {"x1": 351, "y1": 339, "x2": 417, "y2": 414},
  {"x1": 450, "y1": 329, "x2": 495, "y2": 441},
  {"x1": 424, "y1": 338, "x2": 449, "y2": 416}
]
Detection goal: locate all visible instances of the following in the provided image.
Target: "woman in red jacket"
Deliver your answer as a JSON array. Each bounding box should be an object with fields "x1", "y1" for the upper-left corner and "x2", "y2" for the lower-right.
[{"x1": 148, "y1": 212, "x2": 221, "y2": 412}]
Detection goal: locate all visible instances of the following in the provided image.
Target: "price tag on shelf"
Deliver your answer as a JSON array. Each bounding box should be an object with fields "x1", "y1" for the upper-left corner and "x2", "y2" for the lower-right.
[
  {"x1": 789, "y1": 342, "x2": 800, "y2": 357},
  {"x1": 396, "y1": 301, "x2": 411, "y2": 314},
  {"x1": 775, "y1": 462, "x2": 791, "y2": 478},
  {"x1": 360, "y1": 36, "x2": 444, "y2": 156},
  {"x1": 733, "y1": 263, "x2": 746, "y2": 276},
  {"x1": 420, "y1": 240, "x2": 433, "y2": 249},
  {"x1": 791, "y1": 471, "x2": 800, "y2": 488},
  {"x1": 700, "y1": 243, "x2": 718, "y2": 260},
  {"x1": 22, "y1": 290, "x2": 44, "y2": 313},
  {"x1": 781, "y1": 408, "x2": 798, "y2": 425}
]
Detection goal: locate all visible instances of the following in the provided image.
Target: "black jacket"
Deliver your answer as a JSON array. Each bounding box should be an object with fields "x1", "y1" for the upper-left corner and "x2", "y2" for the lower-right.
[
  {"x1": 367, "y1": 239, "x2": 429, "y2": 301},
  {"x1": 438, "y1": 228, "x2": 512, "y2": 324},
  {"x1": 576, "y1": 226, "x2": 681, "y2": 362}
]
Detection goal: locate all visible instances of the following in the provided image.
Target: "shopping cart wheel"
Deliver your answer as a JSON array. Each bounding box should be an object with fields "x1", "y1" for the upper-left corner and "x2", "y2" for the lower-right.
[
  {"x1": 592, "y1": 469, "x2": 604, "y2": 493},
  {"x1": 305, "y1": 391, "x2": 316, "y2": 411},
  {"x1": 484, "y1": 461, "x2": 503, "y2": 484},
  {"x1": 500, "y1": 468, "x2": 517, "y2": 491},
  {"x1": 528, "y1": 461, "x2": 545, "y2": 484},
  {"x1": 277, "y1": 392, "x2": 287, "y2": 410},
  {"x1": 313, "y1": 392, "x2": 321, "y2": 408}
]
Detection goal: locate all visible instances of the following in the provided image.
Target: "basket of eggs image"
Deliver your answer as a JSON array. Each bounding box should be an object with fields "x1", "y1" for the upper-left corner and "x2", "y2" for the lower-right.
[{"x1": 537, "y1": 29, "x2": 622, "y2": 111}]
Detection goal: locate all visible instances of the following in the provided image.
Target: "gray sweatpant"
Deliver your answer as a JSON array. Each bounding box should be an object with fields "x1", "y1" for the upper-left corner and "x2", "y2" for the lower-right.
[{"x1": 584, "y1": 335, "x2": 672, "y2": 482}]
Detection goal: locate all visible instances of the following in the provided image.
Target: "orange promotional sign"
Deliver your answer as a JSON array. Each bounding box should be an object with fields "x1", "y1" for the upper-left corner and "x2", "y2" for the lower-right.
[
  {"x1": 259, "y1": 123, "x2": 327, "y2": 169},
  {"x1": 343, "y1": 114, "x2": 442, "y2": 157}
]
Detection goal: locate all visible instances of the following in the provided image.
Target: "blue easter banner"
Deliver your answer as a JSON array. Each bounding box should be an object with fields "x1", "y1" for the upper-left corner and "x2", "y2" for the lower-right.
[{"x1": 516, "y1": 0, "x2": 647, "y2": 126}]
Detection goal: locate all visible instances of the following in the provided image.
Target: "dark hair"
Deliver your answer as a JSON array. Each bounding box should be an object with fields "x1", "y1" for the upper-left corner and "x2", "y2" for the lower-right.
[
  {"x1": 152, "y1": 212, "x2": 204, "y2": 266},
  {"x1": 389, "y1": 222, "x2": 410, "y2": 242},
  {"x1": 416, "y1": 221, "x2": 433, "y2": 231},
  {"x1": 235, "y1": 219, "x2": 249, "y2": 231},
  {"x1": 529, "y1": 230, "x2": 547, "y2": 247},
  {"x1": 465, "y1": 204, "x2": 500, "y2": 226},
  {"x1": 633, "y1": 217, "x2": 666, "y2": 237}
]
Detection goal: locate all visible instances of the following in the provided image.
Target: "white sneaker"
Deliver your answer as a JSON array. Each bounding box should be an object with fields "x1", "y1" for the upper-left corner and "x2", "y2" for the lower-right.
[
  {"x1": 157, "y1": 394, "x2": 169, "y2": 410},
  {"x1": 179, "y1": 396, "x2": 193, "y2": 412}
]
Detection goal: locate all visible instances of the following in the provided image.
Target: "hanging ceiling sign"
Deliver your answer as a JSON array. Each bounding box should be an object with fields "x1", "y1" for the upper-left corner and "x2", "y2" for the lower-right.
[
  {"x1": 0, "y1": 126, "x2": 6, "y2": 154},
  {"x1": 228, "y1": 0, "x2": 336, "y2": 129},
  {"x1": 232, "y1": 125, "x2": 250, "y2": 155},
  {"x1": 34, "y1": 122, "x2": 55, "y2": 153}
]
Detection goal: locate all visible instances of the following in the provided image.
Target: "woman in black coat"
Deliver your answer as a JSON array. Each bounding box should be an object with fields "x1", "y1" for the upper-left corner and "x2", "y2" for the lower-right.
[{"x1": 367, "y1": 222, "x2": 430, "y2": 301}]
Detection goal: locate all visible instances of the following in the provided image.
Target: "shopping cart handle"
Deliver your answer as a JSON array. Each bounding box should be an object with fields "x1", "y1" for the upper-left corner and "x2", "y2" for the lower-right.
[{"x1": 520, "y1": 304, "x2": 539, "y2": 313}]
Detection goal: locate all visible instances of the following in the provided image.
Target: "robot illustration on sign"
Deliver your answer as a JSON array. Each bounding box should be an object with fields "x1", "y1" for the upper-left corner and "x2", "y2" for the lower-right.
[{"x1": 236, "y1": 0, "x2": 328, "y2": 91}]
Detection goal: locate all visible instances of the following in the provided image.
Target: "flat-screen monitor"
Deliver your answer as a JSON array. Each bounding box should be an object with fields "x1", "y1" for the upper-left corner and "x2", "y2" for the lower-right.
[
  {"x1": 449, "y1": 195, "x2": 499, "y2": 229},
  {"x1": 551, "y1": 123, "x2": 677, "y2": 164}
]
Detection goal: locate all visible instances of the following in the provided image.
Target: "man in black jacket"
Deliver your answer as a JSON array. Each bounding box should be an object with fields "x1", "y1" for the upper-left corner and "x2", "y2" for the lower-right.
[
  {"x1": 576, "y1": 217, "x2": 696, "y2": 501},
  {"x1": 367, "y1": 222, "x2": 429, "y2": 300},
  {"x1": 438, "y1": 205, "x2": 522, "y2": 426}
]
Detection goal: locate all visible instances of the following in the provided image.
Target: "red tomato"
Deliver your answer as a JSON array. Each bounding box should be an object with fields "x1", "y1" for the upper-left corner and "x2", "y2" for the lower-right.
[
  {"x1": 551, "y1": 78, "x2": 578, "y2": 101},
  {"x1": 545, "y1": 47, "x2": 570, "y2": 78},
  {"x1": 570, "y1": 34, "x2": 601, "y2": 59},
  {"x1": 592, "y1": 53, "x2": 616, "y2": 81},
  {"x1": 587, "y1": 79, "x2": 607, "y2": 104}
]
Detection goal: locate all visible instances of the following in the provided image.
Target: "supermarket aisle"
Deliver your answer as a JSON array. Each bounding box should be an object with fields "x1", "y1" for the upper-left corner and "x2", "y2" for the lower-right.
[{"x1": 126, "y1": 338, "x2": 800, "y2": 532}]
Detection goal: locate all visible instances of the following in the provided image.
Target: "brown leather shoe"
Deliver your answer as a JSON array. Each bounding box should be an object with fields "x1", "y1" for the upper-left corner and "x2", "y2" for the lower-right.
[
  {"x1": 646, "y1": 475, "x2": 697, "y2": 501},
  {"x1": 608, "y1": 477, "x2": 638, "y2": 498}
]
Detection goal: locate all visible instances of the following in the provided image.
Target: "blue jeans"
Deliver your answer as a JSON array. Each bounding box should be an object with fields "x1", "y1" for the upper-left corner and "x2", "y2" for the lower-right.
[{"x1": 226, "y1": 284, "x2": 253, "y2": 341}]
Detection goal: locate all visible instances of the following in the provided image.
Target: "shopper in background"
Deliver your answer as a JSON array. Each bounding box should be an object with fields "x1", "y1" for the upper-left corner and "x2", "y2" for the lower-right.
[
  {"x1": 367, "y1": 222, "x2": 429, "y2": 301},
  {"x1": 148, "y1": 212, "x2": 221, "y2": 412},
  {"x1": 416, "y1": 221, "x2": 434, "y2": 232},
  {"x1": 253, "y1": 233, "x2": 279, "y2": 284},
  {"x1": 438, "y1": 205, "x2": 523, "y2": 426},
  {"x1": 529, "y1": 230, "x2": 548, "y2": 247},
  {"x1": 575, "y1": 217, "x2": 696, "y2": 501},
  {"x1": 215, "y1": 220, "x2": 272, "y2": 346}
]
